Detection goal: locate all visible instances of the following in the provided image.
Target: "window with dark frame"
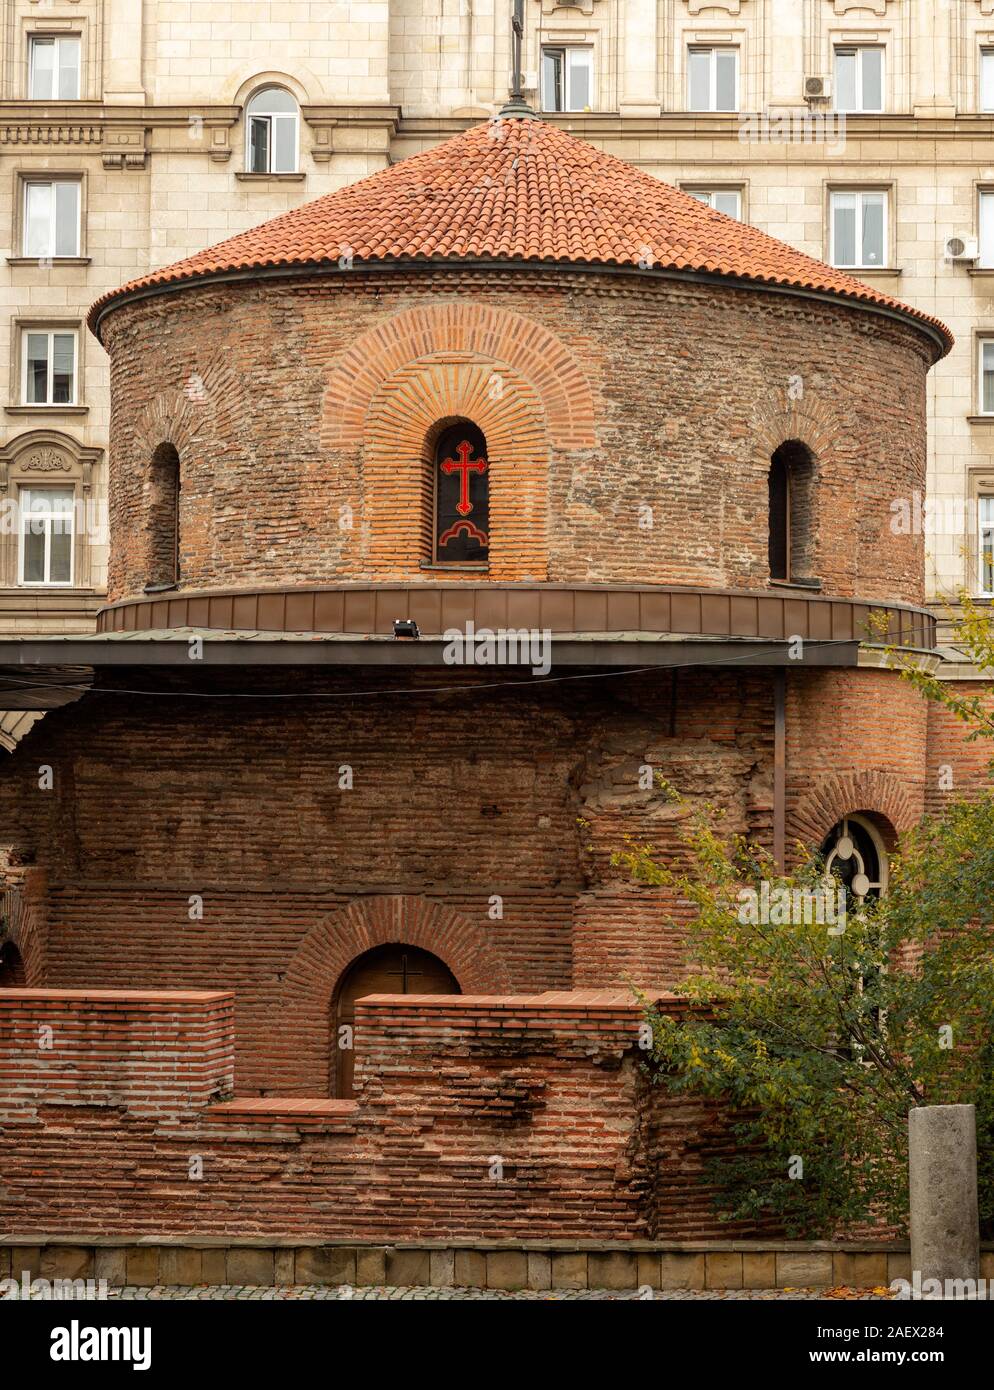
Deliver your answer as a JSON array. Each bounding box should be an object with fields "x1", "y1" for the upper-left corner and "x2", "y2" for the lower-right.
[{"x1": 434, "y1": 422, "x2": 489, "y2": 565}]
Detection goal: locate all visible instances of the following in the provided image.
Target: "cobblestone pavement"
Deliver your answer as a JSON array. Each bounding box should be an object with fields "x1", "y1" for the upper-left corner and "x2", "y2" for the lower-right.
[{"x1": 102, "y1": 1284, "x2": 894, "y2": 1300}]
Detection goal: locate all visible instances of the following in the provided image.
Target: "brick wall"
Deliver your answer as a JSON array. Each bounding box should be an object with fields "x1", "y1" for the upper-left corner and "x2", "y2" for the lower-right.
[
  {"x1": 100, "y1": 266, "x2": 929, "y2": 606},
  {"x1": 0, "y1": 662, "x2": 941, "y2": 1086},
  {"x1": 0, "y1": 987, "x2": 755, "y2": 1242},
  {"x1": 926, "y1": 684, "x2": 994, "y2": 813},
  {"x1": 0, "y1": 989, "x2": 233, "y2": 1120}
]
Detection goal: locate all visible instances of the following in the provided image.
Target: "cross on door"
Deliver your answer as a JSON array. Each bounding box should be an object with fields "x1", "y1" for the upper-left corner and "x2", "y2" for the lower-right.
[{"x1": 385, "y1": 952, "x2": 424, "y2": 992}]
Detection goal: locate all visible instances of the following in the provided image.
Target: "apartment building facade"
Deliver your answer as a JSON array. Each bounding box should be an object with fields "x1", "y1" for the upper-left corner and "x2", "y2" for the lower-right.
[{"x1": 0, "y1": 0, "x2": 992, "y2": 649}]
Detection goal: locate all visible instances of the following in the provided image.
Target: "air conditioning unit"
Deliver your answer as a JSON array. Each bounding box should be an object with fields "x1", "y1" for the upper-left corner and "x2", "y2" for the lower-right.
[
  {"x1": 522, "y1": 70, "x2": 537, "y2": 91},
  {"x1": 804, "y1": 75, "x2": 831, "y2": 100},
  {"x1": 945, "y1": 235, "x2": 979, "y2": 262}
]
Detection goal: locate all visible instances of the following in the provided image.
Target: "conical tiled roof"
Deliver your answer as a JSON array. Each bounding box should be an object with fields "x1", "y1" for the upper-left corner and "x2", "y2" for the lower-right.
[{"x1": 89, "y1": 116, "x2": 951, "y2": 355}]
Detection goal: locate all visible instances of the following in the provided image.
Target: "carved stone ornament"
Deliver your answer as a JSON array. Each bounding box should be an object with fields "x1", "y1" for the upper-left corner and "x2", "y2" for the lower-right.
[{"x1": 22, "y1": 448, "x2": 72, "y2": 473}]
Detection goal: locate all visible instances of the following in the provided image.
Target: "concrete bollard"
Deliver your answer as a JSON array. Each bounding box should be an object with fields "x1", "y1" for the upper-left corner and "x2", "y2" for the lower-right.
[{"x1": 909, "y1": 1103, "x2": 980, "y2": 1289}]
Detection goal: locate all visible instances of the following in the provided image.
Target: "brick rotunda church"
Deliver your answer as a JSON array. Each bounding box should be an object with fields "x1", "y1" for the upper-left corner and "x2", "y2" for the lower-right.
[{"x1": 0, "y1": 105, "x2": 971, "y2": 1253}]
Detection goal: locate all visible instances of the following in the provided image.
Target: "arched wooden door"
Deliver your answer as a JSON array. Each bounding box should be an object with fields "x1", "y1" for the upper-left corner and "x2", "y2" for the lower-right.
[{"x1": 332, "y1": 944, "x2": 459, "y2": 1098}]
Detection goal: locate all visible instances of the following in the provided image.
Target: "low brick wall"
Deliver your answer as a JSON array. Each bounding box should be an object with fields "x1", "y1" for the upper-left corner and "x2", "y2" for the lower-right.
[
  {"x1": 0, "y1": 988, "x2": 234, "y2": 1119},
  {"x1": 0, "y1": 986, "x2": 862, "y2": 1247}
]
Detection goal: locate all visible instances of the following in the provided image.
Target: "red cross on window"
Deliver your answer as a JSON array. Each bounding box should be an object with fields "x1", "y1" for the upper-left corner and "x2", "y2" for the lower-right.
[{"x1": 441, "y1": 439, "x2": 487, "y2": 516}]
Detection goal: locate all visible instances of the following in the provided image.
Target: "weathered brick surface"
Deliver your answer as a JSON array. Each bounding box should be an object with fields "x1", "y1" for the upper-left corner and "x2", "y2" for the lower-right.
[
  {"x1": 100, "y1": 267, "x2": 929, "y2": 606},
  {"x1": 0, "y1": 989, "x2": 234, "y2": 1119},
  {"x1": 0, "y1": 662, "x2": 940, "y2": 1087},
  {"x1": 926, "y1": 684, "x2": 994, "y2": 813},
  {"x1": 0, "y1": 988, "x2": 752, "y2": 1242}
]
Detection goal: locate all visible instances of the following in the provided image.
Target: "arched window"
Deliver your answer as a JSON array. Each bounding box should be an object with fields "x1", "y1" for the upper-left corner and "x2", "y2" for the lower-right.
[
  {"x1": 820, "y1": 814, "x2": 889, "y2": 1052},
  {"x1": 820, "y1": 814, "x2": 888, "y2": 902},
  {"x1": 434, "y1": 421, "x2": 489, "y2": 564},
  {"x1": 246, "y1": 87, "x2": 299, "y2": 174},
  {"x1": 768, "y1": 440, "x2": 816, "y2": 582},
  {"x1": 148, "y1": 442, "x2": 180, "y2": 589}
]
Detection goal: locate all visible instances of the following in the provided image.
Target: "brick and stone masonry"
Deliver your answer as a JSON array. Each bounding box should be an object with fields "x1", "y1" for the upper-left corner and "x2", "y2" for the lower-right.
[{"x1": 0, "y1": 117, "x2": 980, "y2": 1249}]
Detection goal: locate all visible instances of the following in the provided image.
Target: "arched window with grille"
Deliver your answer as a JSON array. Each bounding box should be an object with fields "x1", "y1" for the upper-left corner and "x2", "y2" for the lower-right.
[
  {"x1": 246, "y1": 87, "x2": 299, "y2": 174},
  {"x1": 433, "y1": 420, "x2": 489, "y2": 564},
  {"x1": 820, "y1": 814, "x2": 888, "y2": 902}
]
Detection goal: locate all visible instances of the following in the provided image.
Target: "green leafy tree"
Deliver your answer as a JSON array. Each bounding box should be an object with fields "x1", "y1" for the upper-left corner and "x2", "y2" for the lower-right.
[{"x1": 620, "y1": 599, "x2": 994, "y2": 1237}]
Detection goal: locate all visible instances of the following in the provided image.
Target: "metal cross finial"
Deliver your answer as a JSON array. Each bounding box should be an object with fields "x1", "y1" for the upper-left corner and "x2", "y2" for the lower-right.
[
  {"x1": 510, "y1": 0, "x2": 524, "y2": 100},
  {"x1": 498, "y1": 0, "x2": 536, "y2": 118}
]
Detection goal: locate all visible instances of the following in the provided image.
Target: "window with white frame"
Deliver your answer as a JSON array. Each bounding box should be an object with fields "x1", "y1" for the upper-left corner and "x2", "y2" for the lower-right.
[
  {"x1": 540, "y1": 47, "x2": 592, "y2": 112},
  {"x1": 23, "y1": 180, "x2": 80, "y2": 258},
  {"x1": 980, "y1": 191, "x2": 994, "y2": 269},
  {"x1": 980, "y1": 496, "x2": 994, "y2": 596},
  {"x1": 246, "y1": 87, "x2": 299, "y2": 173},
  {"x1": 28, "y1": 35, "x2": 81, "y2": 100},
  {"x1": 830, "y1": 190, "x2": 886, "y2": 269},
  {"x1": 982, "y1": 49, "x2": 994, "y2": 112},
  {"x1": 22, "y1": 329, "x2": 77, "y2": 405},
  {"x1": 833, "y1": 46, "x2": 884, "y2": 113},
  {"x1": 19, "y1": 487, "x2": 73, "y2": 586},
  {"x1": 687, "y1": 46, "x2": 738, "y2": 112},
  {"x1": 979, "y1": 339, "x2": 994, "y2": 415},
  {"x1": 687, "y1": 188, "x2": 742, "y2": 219}
]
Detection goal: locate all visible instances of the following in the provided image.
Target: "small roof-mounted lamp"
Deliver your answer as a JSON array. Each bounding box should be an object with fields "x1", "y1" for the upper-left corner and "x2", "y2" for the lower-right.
[{"x1": 393, "y1": 619, "x2": 420, "y2": 640}]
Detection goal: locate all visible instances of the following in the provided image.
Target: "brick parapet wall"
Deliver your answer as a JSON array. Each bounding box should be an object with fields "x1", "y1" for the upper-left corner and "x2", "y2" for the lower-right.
[
  {"x1": 0, "y1": 986, "x2": 746, "y2": 1243},
  {"x1": 0, "y1": 989, "x2": 234, "y2": 1120}
]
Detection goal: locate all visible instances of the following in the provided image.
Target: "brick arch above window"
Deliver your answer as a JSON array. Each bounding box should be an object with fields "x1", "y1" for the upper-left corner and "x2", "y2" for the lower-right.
[
  {"x1": 128, "y1": 350, "x2": 250, "y2": 461},
  {"x1": 321, "y1": 300, "x2": 598, "y2": 452},
  {"x1": 787, "y1": 770, "x2": 914, "y2": 858},
  {"x1": 362, "y1": 354, "x2": 551, "y2": 579},
  {"x1": 751, "y1": 390, "x2": 846, "y2": 466}
]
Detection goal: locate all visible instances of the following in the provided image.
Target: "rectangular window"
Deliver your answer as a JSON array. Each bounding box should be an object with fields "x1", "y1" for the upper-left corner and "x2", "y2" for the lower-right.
[
  {"x1": 23, "y1": 329, "x2": 77, "y2": 406},
  {"x1": 687, "y1": 46, "x2": 738, "y2": 112},
  {"x1": 23, "y1": 180, "x2": 80, "y2": 258},
  {"x1": 834, "y1": 46, "x2": 884, "y2": 113},
  {"x1": 687, "y1": 188, "x2": 742, "y2": 219},
  {"x1": 830, "y1": 190, "x2": 886, "y2": 269},
  {"x1": 980, "y1": 340, "x2": 994, "y2": 415},
  {"x1": 980, "y1": 496, "x2": 994, "y2": 596},
  {"x1": 982, "y1": 49, "x2": 994, "y2": 112},
  {"x1": 28, "y1": 35, "x2": 81, "y2": 100},
  {"x1": 981, "y1": 191, "x2": 994, "y2": 269},
  {"x1": 540, "y1": 47, "x2": 592, "y2": 112},
  {"x1": 19, "y1": 488, "x2": 74, "y2": 586}
]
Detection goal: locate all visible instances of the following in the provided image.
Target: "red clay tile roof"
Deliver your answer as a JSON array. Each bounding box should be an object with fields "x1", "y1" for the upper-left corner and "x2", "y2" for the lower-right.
[{"x1": 89, "y1": 116, "x2": 952, "y2": 356}]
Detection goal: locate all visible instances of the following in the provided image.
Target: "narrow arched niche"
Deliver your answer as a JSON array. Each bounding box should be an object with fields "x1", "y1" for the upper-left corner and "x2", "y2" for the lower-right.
[
  {"x1": 769, "y1": 439, "x2": 817, "y2": 583},
  {"x1": 147, "y1": 442, "x2": 180, "y2": 588}
]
